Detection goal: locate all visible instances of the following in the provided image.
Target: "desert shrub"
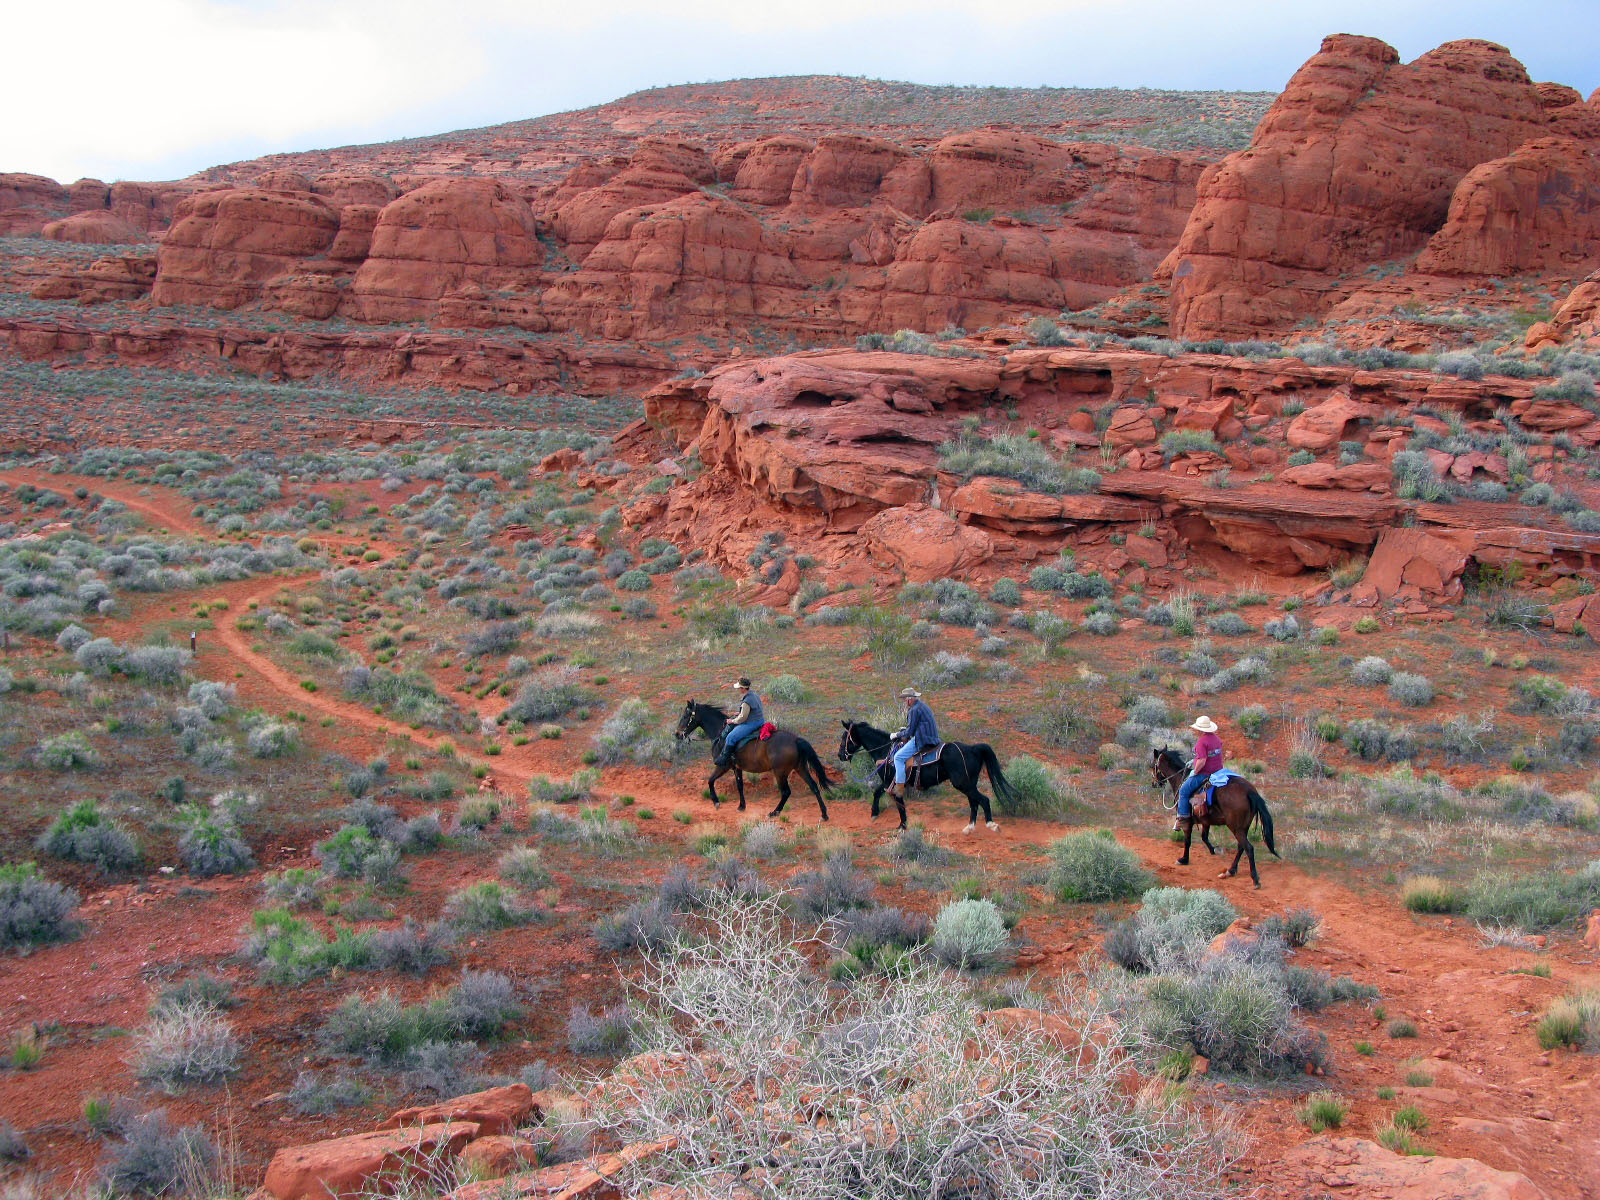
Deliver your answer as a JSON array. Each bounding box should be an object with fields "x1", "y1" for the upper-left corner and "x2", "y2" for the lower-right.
[
  {"x1": 1193, "y1": 654, "x2": 1269, "y2": 695},
  {"x1": 246, "y1": 721, "x2": 299, "y2": 758},
  {"x1": 37, "y1": 730, "x2": 101, "y2": 771},
  {"x1": 762, "y1": 673, "x2": 809, "y2": 705},
  {"x1": 587, "y1": 891, "x2": 1232, "y2": 1200},
  {"x1": 504, "y1": 666, "x2": 587, "y2": 722},
  {"x1": 534, "y1": 610, "x2": 602, "y2": 639},
  {"x1": 132, "y1": 1004, "x2": 241, "y2": 1093},
  {"x1": 913, "y1": 651, "x2": 977, "y2": 688},
  {"x1": 1234, "y1": 705, "x2": 1268, "y2": 738},
  {"x1": 1160, "y1": 429, "x2": 1218, "y2": 459},
  {"x1": 1299, "y1": 1092, "x2": 1350, "y2": 1132},
  {"x1": 123, "y1": 645, "x2": 192, "y2": 686},
  {"x1": 0, "y1": 1120, "x2": 27, "y2": 1161},
  {"x1": 1535, "y1": 988, "x2": 1600, "y2": 1051},
  {"x1": 886, "y1": 824, "x2": 955, "y2": 866},
  {"x1": 1082, "y1": 611, "x2": 1118, "y2": 636},
  {"x1": 1401, "y1": 875, "x2": 1460, "y2": 913},
  {"x1": 1439, "y1": 710, "x2": 1496, "y2": 761},
  {"x1": 368, "y1": 919, "x2": 456, "y2": 975},
  {"x1": 1362, "y1": 766, "x2": 1459, "y2": 818},
  {"x1": 1435, "y1": 351, "x2": 1484, "y2": 380},
  {"x1": 530, "y1": 804, "x2": 637, "y2": 853},
  {"x1": 1259, "y1": 908, "x2": 1321, "y2": 949},
  {"x1": 1208, "y1": 612, "x2": 1252, "y2": 636},
  {"x1": 529, "y1": 768, "x2": 600, "y2": 804},
  {"x1": 150, "y1": 974, "x2": 234, "y2": 1018},
  {"x1": 590, "y1": 698, "x2": 664, "y2": 765},
  {"x1": 1103, "y1": 887, "x2": 1238, "y2": 974},
  {"x1": 990, "y1": 577, "x2": 1022, "y2": 606},
  {"x1": 792, "y1": 851, "x2": 874, "y2": 918},
  {"x1": 1388, "y1": 672, "x2": 1434, "y2": 706},
  {"x1": 616, "y1": 570, "x2": 651, "y2": 592},
  {"x1": 930, "y1": 898, "x2": 1010, "y2": 970},
  {"x1": 317, "y1": 989, "x2": 448, "y2": 1064},
  {"x1": 74, "y1": 637, "x2": 124, "y2": 675},
  {"x1": 287, "y1": 1071, "x2": 373, "y2": 1116},
  {"x1": 37, "y1": 799, "x2": 139, "y2": 873},
  {"x1": 938, "y1": 431, "x2": 1098, "y2": 494},
  {"x1": 594, "y1": 898, "x2": 679, "y2": 954},
  {"x1": 1461, "y1": 862, "x2": 1600, "y2": 930},
  {"x1": 497, "y1": 846, "x2": 551, "y2": 890},
  {"x1": 1049, "y1": 830, "x2": 1153, "y2": 902},
  {"x1": 177, "y1": 809, "x2": 253, "y2": 877},
  {"x1": 443, "y1": 970, "x2": 522, "y2": 1039},
  {"x1": 99, "y1": 1111, "x2": 217, "y2": 1197},
  {"x1": 740, "y1": 821, "x2": 785, "y2": 859},
  {"x1": 999, "y1": 755, "x2": 1077, "y2": 818},
  {"x1": 840, "y1": 905, "x2": 930, "y2": 952},
  {"x1": 1351, "y1": 655, "x2": 1393, "y2": 686},
  {"x1": 0, "y1": 862, "x2": 81, "y2": 951},
  {"x1": 261, "y1": 867, "x2": 322, "y2": 908},
  {"x1": 1022, "y1": 693, "x2": 1102, "y2": 748},
  {"x1": 566, "y1": 1002, "x2": 636, "y2": 1056},
  {"x1": 1263, "y1": 615, "x2": 1300, "y2": 642},
  {"x1": 443, "y1": 882, "x2": 541, "y2": 932},
  {"x1": 1343, "y1": 718, "x2": 1416, "y2": 762},
  {"x1": 242, "y1": 909, "x2": 376, "y2": 985},
  {"x1": 314, "y1": 825, "x2": 387, "y2": 880},
  {"x1": 56, "y1": 623, "x2": 92, "y2": 652}
]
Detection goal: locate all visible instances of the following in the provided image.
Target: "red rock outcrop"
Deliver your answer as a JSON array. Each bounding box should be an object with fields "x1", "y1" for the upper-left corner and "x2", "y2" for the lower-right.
[
  {"x1": 150, "y1": 187, "x2": 340, "y2": 309},
  {"x1": 1547, "y1": 268, "x2": 1600, "y2": 345},
  {"x1": 40, "y1": 211, "x2": 147, "y2": 244},
  {"x1": 344, "y1": 178, "x2": 542, "y2": 322},
  {"x1": 0, "y1": 173, "x2": 69, "y2": 234},
  {"x1": 263, "y1": 1121, "x2": 480, "y2": 1200},
  {"x1": 1165, "y1": 36, "x2": 1590, "y2": 339},
  {"x1": 860, "y1": 503, "x2": 994, "y2": 581},
  {"x1": 1417, "y1": 137, "x2": 1600, "y2": 276}
]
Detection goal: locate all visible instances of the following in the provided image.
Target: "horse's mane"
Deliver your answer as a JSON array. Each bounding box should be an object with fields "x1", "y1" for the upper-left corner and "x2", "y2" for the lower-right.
[{"x1": 1154, "y1": 745, "x2": 1184, "y2": 766}]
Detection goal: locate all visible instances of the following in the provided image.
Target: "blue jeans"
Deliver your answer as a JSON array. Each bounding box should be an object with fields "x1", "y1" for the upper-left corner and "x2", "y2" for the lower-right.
[
  {"x1": 892, "y1": 738, "x2": 923, "y2": 785},
  {"x1": 1177, "y1": 773, "x2": 1207, "y2": 817},
  {"x1": 723, "y1": 720, "x2": 761, "y2": 756}
]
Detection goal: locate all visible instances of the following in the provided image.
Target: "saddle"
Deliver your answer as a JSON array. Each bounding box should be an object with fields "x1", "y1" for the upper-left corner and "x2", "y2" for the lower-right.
[
  {"x1": 887, "y1": 738, "x2": 944, "y2": 790},
  {"x1": 1203, "y1": 767, "x2": 1236, "y2": 807}
]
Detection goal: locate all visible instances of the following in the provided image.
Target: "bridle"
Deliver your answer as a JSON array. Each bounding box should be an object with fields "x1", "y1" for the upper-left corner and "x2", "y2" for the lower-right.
[
  {"x1": 1150, "y1": 749, "x2": 1183, "y2": 811},
  {"x1": 839, "y1": 721, "x2": 891, "y2": 787}
]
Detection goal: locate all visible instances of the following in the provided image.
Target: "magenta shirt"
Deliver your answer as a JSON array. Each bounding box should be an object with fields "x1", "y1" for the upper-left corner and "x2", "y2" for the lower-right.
[{"x1": 1194, "y1": 732, "x2": 1225, "y2": 774}]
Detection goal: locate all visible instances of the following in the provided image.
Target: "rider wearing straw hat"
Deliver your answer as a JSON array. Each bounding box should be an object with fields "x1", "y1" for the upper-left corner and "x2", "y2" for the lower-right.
[
  {"x1": 1175, "y1": 714, "x2": 1225, "y2": 828},
  {"x1": 889, "y1": 686, "x2": 938, "y2": 802},
  {"x1": 715, "y1": 676, "x2": 764, "y2": 769}
]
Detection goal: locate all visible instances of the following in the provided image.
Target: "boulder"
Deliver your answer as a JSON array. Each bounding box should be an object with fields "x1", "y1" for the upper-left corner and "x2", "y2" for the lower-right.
[
  {"x1": 40, "y1": 211, "x2": 147, "y2": 244},
  {"x1": 1549, "y1": 593, "x2": 1600, "y2": 634},
  {"x1": 380, "y1": 1084, "x2": 536, "y2": 1137},
  {"x1": 1353, "y1": 526, "x2": 1469, "y2": 603},
  {"x1": 1282, "y1": 1136, "x2": 1547, "y2": 1200},
  {"x1": 1287, "y1": 392, "x2": 1379, "y2": 452},
  {"x1": 859, "y1": 504, "x2": 992, "y2": 582},
  {"x1": 455, "y1": 1136, "x2": 544, "y2": 1181},
  {"x1": 262, "y1": 1122, "x2": 479, "y2": 1200},
  {"x1": 1104, "y1": 406, "x2": 1158, "y2": 447},
  {"x1": 445, "y1": 1138, "x2": 676, "y2": 1200},
  {"x1": 1204, "y1": 917, "x2": 1259, "y2": 960}
]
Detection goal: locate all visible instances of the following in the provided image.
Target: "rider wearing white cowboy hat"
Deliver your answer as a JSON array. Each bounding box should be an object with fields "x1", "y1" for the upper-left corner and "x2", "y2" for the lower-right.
[
  {"x1": 889, "y1": 686, "x2": 937, "y2": 801},
  {"x1": 715, "y1": 676, "x2": 764, "y2": 768},
  {"x1": 1175, "y1": 714, "x2": 1225, "y2": 829}
]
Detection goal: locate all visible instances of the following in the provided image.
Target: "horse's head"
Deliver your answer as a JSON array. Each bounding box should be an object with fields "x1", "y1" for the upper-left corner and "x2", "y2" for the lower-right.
[
  {"x1": 675, "y1": 699, "x2": 700, "y2": 741},
  {"x1": 1150, "y1": 746, "x2": 1184, "y2": 790},
  {"x1": 837, "y1": 719, "x2": 857, "y2": 762}
]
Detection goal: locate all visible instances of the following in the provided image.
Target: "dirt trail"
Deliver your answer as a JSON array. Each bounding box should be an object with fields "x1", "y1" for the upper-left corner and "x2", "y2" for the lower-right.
[
  {"x1": 8, "y1": 467, "x2": 1598, "y2": 1198},
  {"x1": 0, "y1": 468, "x2": 211, "y2": 537}
]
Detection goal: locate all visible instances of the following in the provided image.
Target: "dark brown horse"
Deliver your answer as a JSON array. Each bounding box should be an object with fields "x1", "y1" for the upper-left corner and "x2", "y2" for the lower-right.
[
  {"x1": 1150, "y1": 747, "x2": 1279, "y2": 888},
  {"x1": 675, "y1": 700, "x2": 831, "y2": 820}
]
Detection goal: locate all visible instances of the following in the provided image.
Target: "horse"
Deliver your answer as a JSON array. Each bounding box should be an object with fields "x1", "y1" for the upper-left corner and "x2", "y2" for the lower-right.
[
  {"x1": 675, "y1": 700, "x2": 831, "y2": 820},
  {"x1": 1150, "y1": 747, "x2": 1279, "y2": 888},
  {"x1": 836, "y1": 719, "x2": 1017, "y2": 833}
]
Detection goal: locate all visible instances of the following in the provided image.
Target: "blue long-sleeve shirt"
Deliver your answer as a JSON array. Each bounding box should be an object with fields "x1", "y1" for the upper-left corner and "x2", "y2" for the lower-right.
[{"x1": 905, "y1": 700, "x2": 938, "y2": 746}]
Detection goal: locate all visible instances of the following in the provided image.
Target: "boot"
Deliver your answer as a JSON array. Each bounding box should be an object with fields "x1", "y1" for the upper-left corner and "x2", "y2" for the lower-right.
[{"x1": 889, "y1": 781, "x2": 905, "y2": 800}]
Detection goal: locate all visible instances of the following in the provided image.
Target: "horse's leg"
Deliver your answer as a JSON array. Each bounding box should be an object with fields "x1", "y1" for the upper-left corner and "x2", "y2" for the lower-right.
[
  {"x1": 770, "y1": 769, "x2": 792, "y2": 818},
  {"x1": 1177, "y1": 819, "x2": 1193, "y2": 866},
  {"x1": 1223, "y1": 819, "x2": 1246, "y2": 879},
  {"x1": 796, "y1": 761, "x2": 828, "y2": 822},
  {"x1": 1200, "y1": 821, "x2": 1218, "y2": 855},
  {"x1": 1237, "y1": 815, "x2": 1259, "y2": 887},
  {"x1": 706, "y1": 762, "x2": 728, "y2": 808},
  {"x1": 733, "y1": 767, "x2": 747, "y2": 812}
]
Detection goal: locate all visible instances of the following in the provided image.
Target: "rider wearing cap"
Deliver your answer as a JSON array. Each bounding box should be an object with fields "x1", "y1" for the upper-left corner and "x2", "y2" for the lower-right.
[
  {"x1": 715, "y1": 676, "x2": 764, "y2": 768},
  {"x1": 890, "y1": 686, "x2": 938, "y2": 801},
  {"x1": 1176, "y1": 714, "x2": 1225, "y2": 825}
]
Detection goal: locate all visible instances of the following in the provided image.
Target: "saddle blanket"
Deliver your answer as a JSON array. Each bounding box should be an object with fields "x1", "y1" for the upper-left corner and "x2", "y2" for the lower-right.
[
  {"x1": 1208, "y1": 768, "x2": 1237, "y2": 785},
  {"x1": 910, "y1": 742, "x2": 945, "y2": 768}
]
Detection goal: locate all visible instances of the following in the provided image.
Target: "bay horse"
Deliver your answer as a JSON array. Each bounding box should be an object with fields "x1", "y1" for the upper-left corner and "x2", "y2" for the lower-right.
[
  {"x1": 836, "y1": 719, "x2": 1017, "y2": 833},
  {"x1": 1150, "y1": 747, "x2": 1279, "y2": 888},
  {"x1": 675, "y1": 700, "x2": 831, "y2": 820}
]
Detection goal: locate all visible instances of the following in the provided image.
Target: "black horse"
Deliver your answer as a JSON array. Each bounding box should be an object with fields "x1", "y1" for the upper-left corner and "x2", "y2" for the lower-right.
[
  {"x1": 675, "y1": 700, "x2": 831, "y2": 820},
  {"x1": 1150, "y1": 747, "x2": 1279, "y2": 888},
  {"x1": 836, "y1": 719, "x2": 1016, "y2": 833}
]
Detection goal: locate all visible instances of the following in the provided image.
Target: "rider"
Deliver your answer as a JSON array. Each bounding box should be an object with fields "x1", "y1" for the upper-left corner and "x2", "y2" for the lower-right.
[
  {"x1": 1175, "y1": 714, "x2": 1225, "y2": 827},
  {"x1": 890, "y1": 686, "x2": 938, "y2": 801},
  {"x1": 715, "y1": 676, "x2": 764, "y2": 769}
]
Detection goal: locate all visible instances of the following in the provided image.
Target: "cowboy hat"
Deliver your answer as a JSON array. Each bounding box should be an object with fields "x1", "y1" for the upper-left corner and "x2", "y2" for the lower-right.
[
  {"x1": 1190, "y1": 715, "x2": 1218, "y2": 733},
  {"x1": 899, "y1": 687, "x2": 921, "y2": 699}
]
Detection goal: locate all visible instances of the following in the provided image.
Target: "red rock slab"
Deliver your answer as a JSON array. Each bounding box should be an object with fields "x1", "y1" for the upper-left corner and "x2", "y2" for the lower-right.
[
  {"x1": 380, "y1": 1083, "x2": 536, "y2": 1137},
  {"x1": 1281, "y1": 1135, "x2": 1548, "y2": 1200},
  {"x1": 446, "y1": 1138, "x2": 678, "y2": 1200},
  {"x1": 859, "y1": 503, "x2": 993, "y2": 582},
  {"x1": 947, "y1": 477, "x2": 1158, "y2": 532},
  {"x1": 1352, "y1": 526, "x2": 1469, "y2": 603},
  {"x1": 263, "y1": 1121, "x2": 480, "y2": 1200}
]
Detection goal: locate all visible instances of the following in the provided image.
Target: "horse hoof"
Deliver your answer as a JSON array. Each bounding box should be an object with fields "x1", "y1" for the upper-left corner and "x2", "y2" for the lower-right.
[
  {"x1": 962, "y1": 823, "x2": 976, "y2": 834},
  {"x1": 1175, "y1": 858, "x2": 1189, "y2": 866},
  {"x1": 986, "y1": 822, "x2": 999, "y2": 832}
]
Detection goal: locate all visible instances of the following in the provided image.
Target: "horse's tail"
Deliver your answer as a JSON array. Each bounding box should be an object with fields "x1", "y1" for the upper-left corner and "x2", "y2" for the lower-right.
[
  {"x1": 1243, "y1": 781, "x2": 1279, "y2": 857},
  {"x1": 977, "y1": 744, "x2": 1016, "y2": 809},
  {"x1": 796, "y1": 737, "x2": 832, "y2": 792}
]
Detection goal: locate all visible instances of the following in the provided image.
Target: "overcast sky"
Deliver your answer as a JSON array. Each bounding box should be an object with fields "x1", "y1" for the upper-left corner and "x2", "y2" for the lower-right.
[{"x1": 6, "y1": 0, "x2": 1598, "y2": 184}]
